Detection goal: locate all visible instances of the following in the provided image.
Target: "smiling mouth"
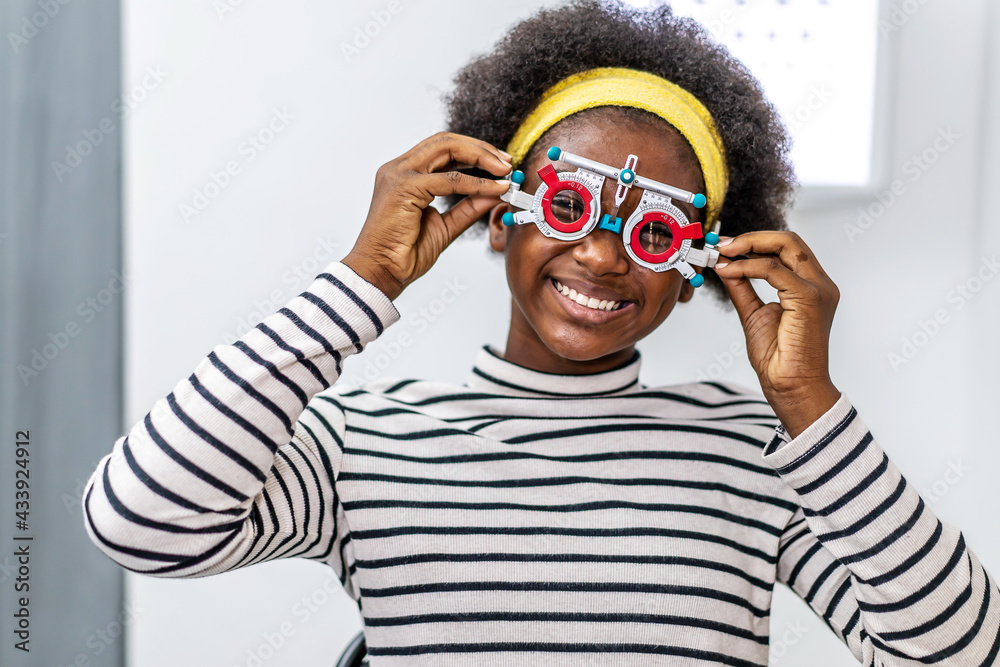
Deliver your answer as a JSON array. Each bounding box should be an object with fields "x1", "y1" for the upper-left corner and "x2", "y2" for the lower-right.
[{"x1": 550, "y1": 278, "x2": 629, "y2": 312}]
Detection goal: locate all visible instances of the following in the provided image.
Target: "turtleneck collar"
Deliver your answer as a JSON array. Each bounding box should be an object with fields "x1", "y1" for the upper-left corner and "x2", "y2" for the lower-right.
[{"x1": 465, "y1": 344, "x2": 642, "y2": 398}]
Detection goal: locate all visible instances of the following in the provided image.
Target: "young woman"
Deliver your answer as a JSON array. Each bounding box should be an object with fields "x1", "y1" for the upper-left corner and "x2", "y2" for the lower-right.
[{"x1": 83, "y1": 1, "x2": 1000, "y2": 664}]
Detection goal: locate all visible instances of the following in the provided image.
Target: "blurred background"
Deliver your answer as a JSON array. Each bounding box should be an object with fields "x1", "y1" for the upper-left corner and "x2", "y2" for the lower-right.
[{"x1": 1, "y1": 0, "x2": 998, "y2": 665}]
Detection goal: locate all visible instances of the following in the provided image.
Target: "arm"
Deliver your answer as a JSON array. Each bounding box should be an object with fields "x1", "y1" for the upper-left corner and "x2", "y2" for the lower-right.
[
  {"x1": 82, "y1": 261, "x2": 399, "y2": 582},
  {"x1": 769, "y1": 395, "x2": 1000, "y2": 665},
  {"x1": 714, "y1": 214, "x2": 999, "y2": 664},
  {"x1": 83, "y1": 132, "x2": 511, "y2": 583}
]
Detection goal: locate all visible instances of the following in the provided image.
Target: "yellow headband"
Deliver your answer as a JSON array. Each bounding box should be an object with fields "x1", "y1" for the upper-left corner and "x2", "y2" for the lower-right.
[{"x1": 505, "y1": 67, "x2": 729, "y2": 231}]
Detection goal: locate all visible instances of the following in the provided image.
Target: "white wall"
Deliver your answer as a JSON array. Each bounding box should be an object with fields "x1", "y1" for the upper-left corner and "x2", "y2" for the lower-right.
[{"x1": 122, "y1": 1, "x2": 999, "y2": 665}]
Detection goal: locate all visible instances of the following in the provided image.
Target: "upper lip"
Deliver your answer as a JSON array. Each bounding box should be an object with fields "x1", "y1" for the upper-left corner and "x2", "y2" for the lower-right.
[{"x1": 550, "y1": 276, "x2": 631, "y2": 304}]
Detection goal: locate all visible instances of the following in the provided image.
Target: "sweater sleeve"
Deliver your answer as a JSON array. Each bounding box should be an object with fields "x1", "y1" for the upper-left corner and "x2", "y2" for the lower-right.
[
  {"x1": 82, "y1": 261, "x2": 400, "y2": 588},
  {"x1": 765, "y1": 394, "x2": 1000, "y2": 666}
]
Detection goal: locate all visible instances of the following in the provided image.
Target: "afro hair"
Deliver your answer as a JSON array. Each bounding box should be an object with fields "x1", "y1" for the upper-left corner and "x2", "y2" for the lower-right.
[{"x1": 441, "y1": 0, "x2": 797, "y2": 304}]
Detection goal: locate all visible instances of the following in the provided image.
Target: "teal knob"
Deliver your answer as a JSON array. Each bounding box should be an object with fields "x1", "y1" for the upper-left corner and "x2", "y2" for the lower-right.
[
  {"x1": 547, "y1": 146, "x2": 561, "y2": 160},
  {"x1": 511, "y1": 170, "x2": 525, "y2": 185},
  {"x1": 619, "y1": 168, "x2": 635, "y2": 184},
  {"x1": 502, "y1": 212, "x2": 515, "y2": 226},
  {"x1": 689, "y1": 274, "x2": 705, "y2": 288},
  {"x1": 705, "y1": 232, "x2": 719, "y2": 245},
  {"x1": 693, "y1": 193, "x2": 707, "y2": 208}
]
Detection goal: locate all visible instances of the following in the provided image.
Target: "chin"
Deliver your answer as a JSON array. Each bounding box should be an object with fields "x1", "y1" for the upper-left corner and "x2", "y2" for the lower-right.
[{"x1": 540, "y1": 328, "x2": 631, "y2": 363}]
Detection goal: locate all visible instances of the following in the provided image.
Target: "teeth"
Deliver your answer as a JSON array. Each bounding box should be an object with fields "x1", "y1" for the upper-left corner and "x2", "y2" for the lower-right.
[{"x1": 552, "y1": 280, "x2": 622, "y2": 312}]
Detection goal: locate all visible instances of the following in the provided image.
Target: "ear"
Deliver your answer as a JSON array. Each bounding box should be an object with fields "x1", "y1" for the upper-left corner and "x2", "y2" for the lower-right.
[
  {"x1": 487, "y1": 202, "x2": 510, "y2": 253},
  {"x1": 677, "y1": 269, "x2": 698, "y2": 303}
]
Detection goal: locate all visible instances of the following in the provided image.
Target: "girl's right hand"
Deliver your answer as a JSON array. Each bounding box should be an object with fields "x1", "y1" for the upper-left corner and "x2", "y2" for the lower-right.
[{"x1": 341, "y1": 132, "x2": 513, "y2": 301}]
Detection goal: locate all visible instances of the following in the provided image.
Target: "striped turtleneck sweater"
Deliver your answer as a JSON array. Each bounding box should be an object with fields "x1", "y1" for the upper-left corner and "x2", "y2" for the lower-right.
[{"x1": 83, "y1": 261, "x2": 1000, "y2": 666}]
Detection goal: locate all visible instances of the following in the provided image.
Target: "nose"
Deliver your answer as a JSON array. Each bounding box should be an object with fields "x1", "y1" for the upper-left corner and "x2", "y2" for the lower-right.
[
  {"x1": 571, "y1": 224, "x2": 630, "y2": 274},
  {"x1": 568, "y1": 173, "x2": 645, "y2": 274}
]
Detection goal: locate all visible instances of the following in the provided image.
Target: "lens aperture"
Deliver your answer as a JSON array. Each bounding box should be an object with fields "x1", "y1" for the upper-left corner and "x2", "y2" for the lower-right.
[
  {"x1": 638, "y1": 219, "x2": 673, "y2": 255},
  {"x1": 549, "y1": 190, "x2": 586, "y2": 225}
]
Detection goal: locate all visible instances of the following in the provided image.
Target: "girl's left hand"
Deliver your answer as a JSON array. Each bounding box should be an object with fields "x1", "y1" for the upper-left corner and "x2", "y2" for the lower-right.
[{"x1": 713, "y1": 231, "x2": 842, "y2": 440}]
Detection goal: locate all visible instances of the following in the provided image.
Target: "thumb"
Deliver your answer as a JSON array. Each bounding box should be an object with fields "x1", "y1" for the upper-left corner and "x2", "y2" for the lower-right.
[
  {"x1": 719, "y1": 273, "x2": 765, "y2": 330},
  {"x1": 438, "y1": 190, "x2": 506, "y2": 246}
]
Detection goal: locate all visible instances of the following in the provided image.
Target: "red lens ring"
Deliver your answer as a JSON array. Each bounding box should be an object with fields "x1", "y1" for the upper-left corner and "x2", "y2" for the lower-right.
[
  {"x1": 628, "y1": 210, "x2": 685, "y2": 263},
  {"x1": 537, "y1": 165, "x2": 595, "y2": 234}
]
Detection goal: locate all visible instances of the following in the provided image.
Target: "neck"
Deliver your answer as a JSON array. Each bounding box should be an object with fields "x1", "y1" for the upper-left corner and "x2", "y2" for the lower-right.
[{"x1": 502, "y1": 299, "x2": 637, "y2": 375}]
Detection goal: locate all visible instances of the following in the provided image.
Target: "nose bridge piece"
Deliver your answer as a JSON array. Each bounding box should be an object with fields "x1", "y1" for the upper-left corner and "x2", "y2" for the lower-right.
[{"x1": 597, "y1": 153, "x2": 639, "y2": 235}]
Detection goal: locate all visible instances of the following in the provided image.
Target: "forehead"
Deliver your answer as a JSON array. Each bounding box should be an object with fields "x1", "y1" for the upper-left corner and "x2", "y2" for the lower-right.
[{"x1": 525, "y1": 108, "x2": 705, "y2": 194}]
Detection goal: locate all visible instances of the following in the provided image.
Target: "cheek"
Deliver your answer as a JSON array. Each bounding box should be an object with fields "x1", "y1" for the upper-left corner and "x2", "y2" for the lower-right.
[
  {"x1": 506, "y1": 230, "x2": 558, "y2": 281},
  {"x1": 638, "y1": 274, "x2": 685, "y2": 321}
]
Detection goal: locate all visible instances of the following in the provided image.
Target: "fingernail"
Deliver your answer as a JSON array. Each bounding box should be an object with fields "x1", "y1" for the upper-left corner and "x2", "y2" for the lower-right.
[
  {"x1": 499, "y1": 149, "x2": 513, "y2": 160},
  {"x1": 714, "y1": 262, "x2": 729, "y2": 269},
  {"x1": 496, "y1": 179, "x2": 511, "y2": 187},
  {"x1": 718, "y1": 237, "x2": 734, "y2": 247},
  {"x1": 499, "y1": 158, "x2": 513, "y2": 170}
]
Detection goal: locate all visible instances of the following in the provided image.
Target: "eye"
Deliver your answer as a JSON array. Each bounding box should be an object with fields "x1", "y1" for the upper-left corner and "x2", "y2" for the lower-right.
[
  {"x1": 638, "y1": 220, "x2": 673, "y2": 255},
  {"x1": 549, "y1": 190, "x2": 586, "y2": 224}
]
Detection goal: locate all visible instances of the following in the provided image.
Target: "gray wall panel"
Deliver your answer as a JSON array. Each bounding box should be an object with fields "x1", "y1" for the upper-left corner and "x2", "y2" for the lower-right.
[{"x1": 1, "y1": 1, "x2": 124, "y2": 666}]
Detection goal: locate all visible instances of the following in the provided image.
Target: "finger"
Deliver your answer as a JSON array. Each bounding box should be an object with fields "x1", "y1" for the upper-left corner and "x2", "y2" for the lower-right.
[
  {"x1": 714, "y1": 257, "x2": 816, "y2": 303},
  {"x1": 442, "y1": 161, "x2": 480, "y2": 172},
  {"x1": 396, "y1": 131, "x2": 491, "y2": 159},
  {"x1": 718, "y1": 273, "x2": 766, "y2": 329},
  {"x1": 717, "y1": 231, "x2": 827, "y2": 281},
  {"x1": 416, "y1": 131, "x2": 513, "y2": 160},
  {"x1": 438, "y1": 194, "x2": 505, "y2": 244},
  {"x1": 410, "y1": 134, "x2": 512, "y2": 177},
  {"x1": 434, "y1": 131, "x2": 513, "y2": 161},
  {"x1": 407, "y1": 171, "x2": 510, "y2": 207},
  {"x1": 391, "y1": 133, "x2": 511, "y2": 180}
]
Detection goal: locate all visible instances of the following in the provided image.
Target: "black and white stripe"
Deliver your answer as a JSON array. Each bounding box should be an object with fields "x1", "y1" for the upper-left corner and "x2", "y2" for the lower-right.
[{"x1": 83, "y1": 260, "x2": 1000, "y2": 666}]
